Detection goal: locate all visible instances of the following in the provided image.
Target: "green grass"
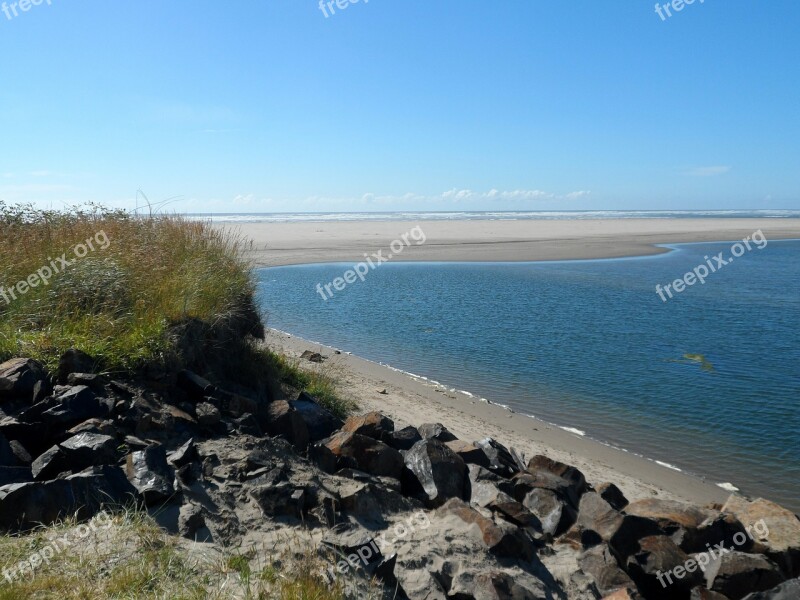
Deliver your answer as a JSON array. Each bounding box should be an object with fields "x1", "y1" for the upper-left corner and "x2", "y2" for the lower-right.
[
  {"x1": 262, "y1": 350, "x2": 357, "y2": 419},
  {"x1": 0, "y1": 202, "x2": 257, "y2": 374}
]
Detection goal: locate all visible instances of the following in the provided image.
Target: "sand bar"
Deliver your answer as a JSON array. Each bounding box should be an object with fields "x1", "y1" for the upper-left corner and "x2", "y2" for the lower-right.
[{"x1": 220, "y1": 218, "x2": 800, "y2": 267}]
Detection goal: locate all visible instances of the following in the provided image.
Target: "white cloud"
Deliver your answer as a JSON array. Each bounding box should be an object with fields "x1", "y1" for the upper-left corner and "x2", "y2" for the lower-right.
[{"x1": 686, "y1": 166, "x2": 731, "y2": 177}]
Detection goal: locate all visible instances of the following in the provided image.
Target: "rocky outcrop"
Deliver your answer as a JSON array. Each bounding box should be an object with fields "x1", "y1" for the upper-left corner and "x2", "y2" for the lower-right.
[{"x1": 0, "y1": 352, "x2": 796, "y2": 600}]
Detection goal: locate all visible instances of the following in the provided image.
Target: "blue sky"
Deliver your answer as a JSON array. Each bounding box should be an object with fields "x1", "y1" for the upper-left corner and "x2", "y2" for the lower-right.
[{"x1": 1, "y1": 0, "x2": 798, "y2": 213}]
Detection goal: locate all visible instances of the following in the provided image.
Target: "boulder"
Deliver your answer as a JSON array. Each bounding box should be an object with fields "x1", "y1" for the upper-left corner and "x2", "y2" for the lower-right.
[
  {"x1": 625, "y1": 498, "x2": 717, "y2": 545},
  {"x1": 125, "y1": 445, "x2": 174, "y2": 505},
  {"x1": 466, "y1": 464, "x2": 515, "y2": 508},
  {"x1": 0, "y1": 466, "x2": 32, "y2": 487},
  {"x1": 57, "y1": 349, "x2": 95, "y2": 384},
  {"x1": 448, "y1": 569, "x2": 550, "y2": 599},
  {"x1": 522, "y1": 487, "x2": 576, "y2": 537},
  {"x1": 722, "y1": 496, "x2": 800, "y2": 578},
  {"x1": 341, "y1": 412, "x2": 394, "y2": 440},
  {"x1": 741, "y1": 578, "x2": 800, "y2": 599},
  {"x1": 267, "y1": 400, "x2": 309, "y2": 451},
  {"x1": 195, "y1": 402, "x2": 222, "y2": 427},
  {"x1": 705, "y1": 551, "x2": 785, "y2": 600},
  {"x1": 0, "y1": 358, "x2": 47, "y2": 401},
  {"x1": 385, "y1": 425, "x2": 422, "y2": 451},
  {"x1": 0, "y1": 433, "x2": 15, "y2": 466},
  {"x1": 320, "y1": 431, "x2": 404, "y2": 478},
  {"x1": 579, "y1": 543, "x2": 637, "y2": 597},
  {"x1": 168, "y1": 438, "x2": 198, "y2": 468},
  {"x1": 402, "y1": 439, "x2": 467, "y2": 508},
  {"x1": 438, "y1": 498, "x2": 535, "y2": 560},
  {"x1": 572, "y1": 491, "x2": 625, "y2": 544},
  {"x1": 300, "y1": 350, "x2": 323, "y2": 363},
  {"x1": 417, "y1": 423, "x2": 457, "y2": 442},
  {"x1": 487, "y1": 492, "x2": 543, "y2": 535},
  {"x1": 31, "y1": 446, "x2": 70, "y2": 480},
  {"x1": 250, "y1": 484, "x2": 306, "y2": 518},
  {"x1": 597, "y1": 482, "x2": 629, "y2": 511},
  {"x1": 476, "y1": 437, "x2": 521, "y2": 477},
  {"x1": 0, "y1": 465, "x2": 136, "y2": 530},
  {"x1": 176, "y1": 369, "x2": 215, "y2": 400},
  {"x1": 624, "y1": 535, "x2": 704, "y2": 598},
  {"x1": 60, "y1": 432, "x2": 118, "y2": 468},
  {"x1": 66, "y1": 373, "x2": 107, "y2": 391},
  {"x1": 445, "y1": 440, "x2": 491, "y2": 468},
  {"x1": 290, "y1": 392, "x2": 342, "y2": 441},
  {"x1": 683, "y1": 512, "x2": 751, "y2": 554},
  {"x1": 41, "y1": 385, "x2": 106, "y2": 428}
]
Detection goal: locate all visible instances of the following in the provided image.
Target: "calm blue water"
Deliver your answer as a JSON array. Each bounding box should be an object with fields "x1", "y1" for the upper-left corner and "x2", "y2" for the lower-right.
[{"x1": 256, "y1": 240, "x2": 800, "y2": 511}]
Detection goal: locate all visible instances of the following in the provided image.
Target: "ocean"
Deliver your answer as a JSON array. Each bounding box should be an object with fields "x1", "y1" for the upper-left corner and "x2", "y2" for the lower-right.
[{"x1": 256, "y1": 237, "x2": 800, "y2": 511}]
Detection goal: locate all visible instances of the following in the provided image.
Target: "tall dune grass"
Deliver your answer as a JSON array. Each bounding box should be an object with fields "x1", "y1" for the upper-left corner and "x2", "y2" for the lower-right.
[{"x1": 0, "y1": 202, "x2": 257, "y2": 373}]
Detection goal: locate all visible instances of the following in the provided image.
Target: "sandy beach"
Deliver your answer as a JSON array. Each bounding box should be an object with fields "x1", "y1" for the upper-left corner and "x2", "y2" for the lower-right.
[{"x1": 220, "y1": 218, "x2": 800, "y2": 267}]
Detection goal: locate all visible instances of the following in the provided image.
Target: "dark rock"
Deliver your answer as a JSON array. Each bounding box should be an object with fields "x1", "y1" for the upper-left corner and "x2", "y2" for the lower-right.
[
  {"x1": 322, "y1": 523, "x2": 387, "y2": 574},
  {"x1": 300, "y1": 350, "x2": 323, "y2": 363},
  {"x1": 341, "y1": 412, "x2": 394, "y2": 440},
  {"x1": 0, "y1": 433, "x2": 15, "y2": 466},
  {"x1": 267, "y1": 400, "x2": 309, "y2": 451},
  {"x1": 448, "y1": 569, "x2": 548, "y2": 599},
  {"x1": 488, "y1": 492, "x2": 543, "y2": 535},
  {"x1": 579, "y1": 543, "x2": 637, "y2": 597},
  {"x1": 67, "y1": 373, "x2": 107, "y2": 391},
  {"x1": 176, "y1": 370, "x2": 216, "y2": 400},
  {"x1": 41, "y1": 385, "x2": 106, "y2": 428},
  {"x1": 476, "y1": 437, "x2": 523, "y2": 478},
  {"x1": 178, "y1": 503, "x2": 206, "y2": 539},
  {"x1": 522, "y1": 487, "x2": 576, "y2": 537},
  {"x1": 741, "y1": 578, "x2": 800, "y2": 600},
  {"x1": 402, "y1": 439, "x2": 467, "y2": 508},
  {"x1": 570, "y1": 491, "x2": 625, "y2": 546},
  {"x1": 0, "y1": 358, "x2": 47, "y2": 401},
  {"x1": 624, "y1": 535, "x2": 704, "y2": 598},
  {"x1": 214, "y1": 390, "x2": 259, "y2": 418},
  {"x1": 195, "y1": 402, "x2": 221, "y2": 427},
  {"x1": 57, "y1": 350, "x2": 95, "y2": 384},
  {"x1": 417, "y1": 423, "x2": 457, "y2": 442},
  {"x1": 385, "y1": 425, "x2": 422, "y2": 451},
  {"x1": 233, "y1": 413, "x2": 262, "y2": 436},
  {"x1": 625, "y1": 498, "x2": 717, "y2": 545},
  {"x1": 168, "y1": 439, "x2": 198, "y2": 468},
  {"x1": 125, "y1": 445, "x2": 174, "y2": 505},
  {"x1": 0, "y1": 465, "x2": 136, "y2": 530},
  {"x1": 690, "y1": 588, "x2": 732, "y2": 600},
  {"x1": 32, "y1": 379, "x2": 51, "y2": 404},
  {"x1": 290, "y1": 392, "x2": 342, "y2": 442},
  {"x1": 445, "y1": 440, "x2": 491, "y2": 468},
  {"x1": 250, "y1": 484, "x2": 305, "y2": 518},
  {"x1": 8, "y1": 440, "x2": 31, "y2": 465},
  {"x1": 526, "y1": 454, "x2": 587, "y2": 504},
  {"x1": 0, "y1": 466, "x2": 32, "y2": 486},
  {"x1": 437, "y1": 498, "x2": 535, "y2": 560},
  {"x1": 597, "y1": 482, "x2": 629, "y2": 511},
  {"x1": 321, "y1": 431, "x2": 404, "y2": 478},
  {"x1": 683, "y1": 513, "x2": 751, "y2": 555},
  {"x1": 67, "y1": 418, "x2": 116, "y2": 438},
  {"x1": 706, "y1": 551, "x2": 785, "y2": 600},
  {"x1": 608, "y1": 514, "x2": 664, "y2": 563},
  {"x1": 31, "y1": 446, "x2": 69, "y2": 480},
  {"x1": 722, "y1": 496, "x2": 800, "y2": 578},
  {"x1": 60, "y1": 432, "x2": 118, "y2": 467},
  {"x1": 466, "y1": 464, "x2": 515, "y2": 508}
]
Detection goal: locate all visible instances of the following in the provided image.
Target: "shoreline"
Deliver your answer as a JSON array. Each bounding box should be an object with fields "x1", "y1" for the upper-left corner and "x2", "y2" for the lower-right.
[
  {"x1": 219, "y1": 217, "x2": 800, "y2": 267},
  {"x1": 265, "y1": 328, "x2": 733, "y2": 508}
]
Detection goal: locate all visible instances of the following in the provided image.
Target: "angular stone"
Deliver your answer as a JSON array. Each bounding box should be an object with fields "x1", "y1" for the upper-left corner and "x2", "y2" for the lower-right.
[
  {"x1": 402, "y1": 439, "x2": 467, "y2": 508},
  {"x1": 597, "y1": 482, "x2": 629, "y2": 511},
  {"x1": 417, "y1": 423, "x2": 457, "y2": 442},
  {"x1": 250, "y1": 483, "x2": 305, "y2": 518},
  {"x1": 0, "y1": 433, "x2": 15, "y2": 467},
  {"x1": 342, "y1": 412, "x2": 394, "y2": 440},
  {"x1": 706, "y1": 551, "x2": 784, "y2": 600},
  {"x1": 445, "y1": 440, "x2": 491, "y2": 468},
  {"x1": 722, "y1": 495, "x2": 800, "y2": 578},
  {"x1": 487, "y1": 492, "x2": 543, "y2": 534},
  {"x1": 625, "y1": 498, "x2": 717, "y2": 542},
  {"x1": 321, "y1": 431, "x2": 404, "y2": 478},
  {"x1": 466, "y1": 464, "x2": 515, "y2": 507},
  {"x1": 168, "y1": 438, "x2": 197, "y2": 468},
  {"x1": 579, "y1": 543, "x2": 637, "y2": 597},
  {"x1": 448, "y1": 569, "x2": 549, "y2": 599},
  {"x1": 740, "y1": 578, "x2": 800, "y2": 600},
  {"x1": 572, "y1": 491, "x2": 625, "y2": 545},
  {"x1": 176, "y1": 369, "x2": 215, "y2": 400},
  {"x1": 41, "y1": 385, "x2": 106, "y2": 428},
  {"x1": 522, "y1": 487, "x2": 576, "y2": 537},
  {"x1": 57, "y1": 350, "x2": 95, "y2": 384},
  {"x1": 267, "y1": 400, "x2": 309, "y2": 451},
  {"x1": 438, "y1": 498, "x2": 536, "y2": 560},
  {"x1": 385, "y1": 425, "x2": 422, "y2": 451},
  {"x1": 0, "y1": 465, "x2": 136, "y2": 530},
  {"x1": 624, "y1": 535, "x2": 704, "y2": 597},
  {"x1": 125, "y1": 445, "x2": 174, "y2": 505},
  {"x1": 476, "y1": 437, "x2": 521, "y2": 478},
  {"x1": 195, "y1": 402, "x2": 221, "y2": 427},
  {"x1": 290, "y1": 392, "x2": 342, "y2": 441},
  {"x1": 0, "y1": 358, "x2": 47, "y2": 401}
]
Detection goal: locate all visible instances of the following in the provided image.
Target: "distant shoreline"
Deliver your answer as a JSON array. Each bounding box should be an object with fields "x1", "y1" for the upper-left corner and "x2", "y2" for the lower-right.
[{"x1": 217, "y1": 217, "x2": 800, "y2": 267}]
